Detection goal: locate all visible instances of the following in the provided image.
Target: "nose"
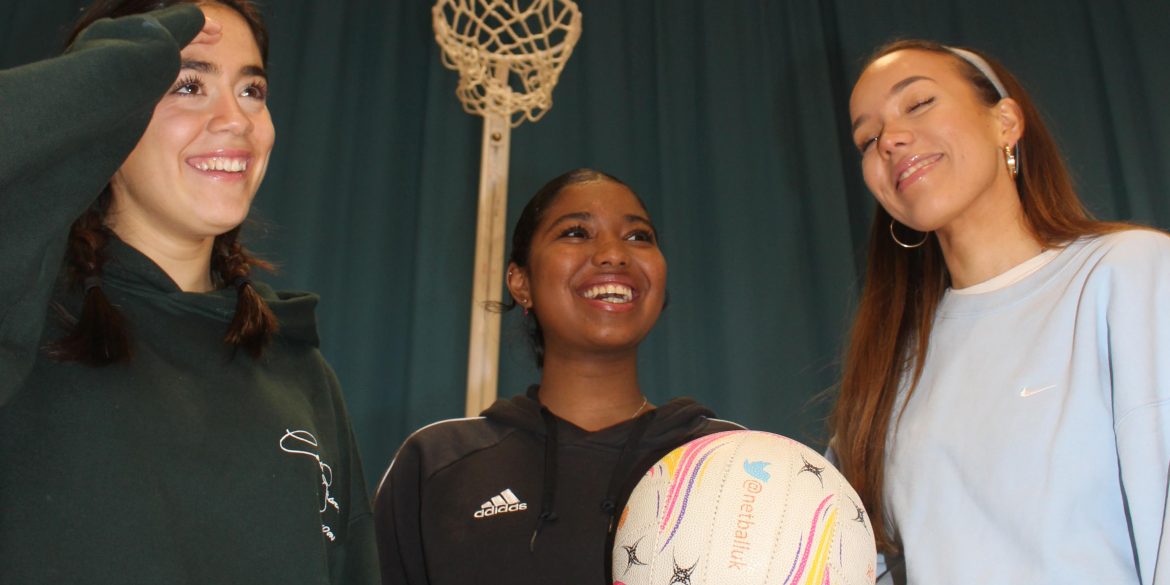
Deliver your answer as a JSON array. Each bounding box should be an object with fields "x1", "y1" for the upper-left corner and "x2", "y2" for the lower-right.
[
  {"x1": 878, "y1": 124, "x2": 912, "y2": 158},
  {"x1": 207, "y1": 92, "x2": 253, "y2": 136},
  {"x1": 592, "y1": 235, "x2": 629, "y2": 268}
]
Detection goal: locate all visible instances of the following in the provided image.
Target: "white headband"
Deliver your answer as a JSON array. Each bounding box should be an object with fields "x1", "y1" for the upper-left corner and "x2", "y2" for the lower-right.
[{"x1": 945, "y1": 46, "x2": 1009, "y2": 99}]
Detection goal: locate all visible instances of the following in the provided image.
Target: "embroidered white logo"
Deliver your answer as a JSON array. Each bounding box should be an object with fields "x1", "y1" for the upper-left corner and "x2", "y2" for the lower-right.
[
  {"x1": 280, "y1": 429, "x2": 340, "y2": 541},
  {"x1": 1019, "y1": 384, "x2": 1057, "y2": 398},
  {"x1": 473, "y1": 488, "x2": 528, "y2": 518}
]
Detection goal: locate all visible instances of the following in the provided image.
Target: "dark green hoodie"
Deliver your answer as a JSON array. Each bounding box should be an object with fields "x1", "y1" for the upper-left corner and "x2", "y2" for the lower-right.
[{"x1": 0, "y1": 6, "x2": 376, "y2": 584}]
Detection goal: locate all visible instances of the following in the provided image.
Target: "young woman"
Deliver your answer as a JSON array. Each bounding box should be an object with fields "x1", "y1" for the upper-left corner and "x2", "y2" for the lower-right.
[
  {"x1": 0, "y1": 2, "x2": 376, "y2": 583},
  {"x1": 832, "y1": 40, "x2": 1169, "y2": 584},
  {"x1": 373, "y1": 169, "x2": 741, "y2": 584}
]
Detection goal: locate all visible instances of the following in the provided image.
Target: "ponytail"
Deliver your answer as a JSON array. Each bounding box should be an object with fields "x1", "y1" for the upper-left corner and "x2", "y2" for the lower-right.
[
  {"x1": 50, "y1": 192, "x2": 132, "y2": 365},
  {"x1": 211, "y1": 227, "x2": 279, "y2": 358}
]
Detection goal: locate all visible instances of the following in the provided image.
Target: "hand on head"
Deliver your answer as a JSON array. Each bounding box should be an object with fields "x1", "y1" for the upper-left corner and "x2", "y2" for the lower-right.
[{"x1": 190, "y1": 13, "x2": 222, "y2": 47}]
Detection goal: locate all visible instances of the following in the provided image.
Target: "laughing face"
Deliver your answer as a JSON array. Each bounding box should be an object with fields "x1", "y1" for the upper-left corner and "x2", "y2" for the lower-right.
[
  {"x1": 108, "y1": 3, "x2": 273, "y2": 247},
  {"x1": 507, "y1": 179, "x2": 667, "y2": 360},
  {"x1": 849, "y1": 49, "x2": 1021, "y2": 235}
]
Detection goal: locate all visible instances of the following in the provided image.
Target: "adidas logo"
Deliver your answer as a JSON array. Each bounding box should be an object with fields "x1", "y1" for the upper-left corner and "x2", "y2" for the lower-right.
[{"x1": 473, "y1": 488, "x2": 528, "y2": 519}]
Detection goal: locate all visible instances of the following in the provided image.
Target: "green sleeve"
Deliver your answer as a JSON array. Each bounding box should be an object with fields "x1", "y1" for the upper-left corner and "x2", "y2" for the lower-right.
[{"x1": 0, "y1": 4, "x2": 203, "y2": 406}]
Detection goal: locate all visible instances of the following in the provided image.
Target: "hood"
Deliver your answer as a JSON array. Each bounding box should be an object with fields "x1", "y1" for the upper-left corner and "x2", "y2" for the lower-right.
[
  {"x1": 481, "y1": 384, "x2": 718, "y2": 449},
  {"x1": 101, "y1": 236, "x2": 322, "y2": 346}
]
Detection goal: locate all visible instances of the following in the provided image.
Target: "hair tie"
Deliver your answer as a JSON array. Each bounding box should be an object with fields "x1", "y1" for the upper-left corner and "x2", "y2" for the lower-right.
[
  {"x1": 232, "y1": 276, "x2": 252, "y2": 289},
  {"x1": 944, "y1": 46, "x2": 1009, "y2": 99},
  {"x1": 83, "y1": 275, "x2": 102, "y2": 292}
]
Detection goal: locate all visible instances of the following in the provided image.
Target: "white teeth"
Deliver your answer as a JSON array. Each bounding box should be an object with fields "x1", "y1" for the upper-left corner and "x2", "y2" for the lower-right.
[
  {"x1": 582, "y1": 284, "x2": 634, "y2": 303},
  {"x1": 898, "y1": 156, "x2": 936, "y2": 182},
  {"x1": 195, "y1": 157, "x2": 249, "y2": 172}
]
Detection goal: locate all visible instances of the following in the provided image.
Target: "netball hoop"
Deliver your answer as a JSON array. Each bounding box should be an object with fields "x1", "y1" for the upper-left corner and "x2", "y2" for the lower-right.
[{"x1": 432, "y1": 0, "x2": 582, "y2": 417}]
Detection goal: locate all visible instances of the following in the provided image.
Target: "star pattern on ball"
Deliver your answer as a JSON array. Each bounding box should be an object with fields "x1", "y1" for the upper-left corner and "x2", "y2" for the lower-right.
[
  {"x1": 620, "y1": 537, "x2": 647, "y2": 575},
  {"x1": 798, "y1": 455, "x2": 825, "y2": 487},
  {"x1": 669, "y1": 557, "x2": 697, "y2": 585}
]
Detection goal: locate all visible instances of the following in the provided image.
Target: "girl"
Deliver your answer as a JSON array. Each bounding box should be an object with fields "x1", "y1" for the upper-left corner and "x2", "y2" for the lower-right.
[
  {"x1": 374, "y1": 169, "x2": 741, "y2": 584},
  {"x1": 0, "y1": 2, "x2": 376, "y2": 583},
  {"x1": 833, "y1": 40, "x2": 1169, "y2": 584}
]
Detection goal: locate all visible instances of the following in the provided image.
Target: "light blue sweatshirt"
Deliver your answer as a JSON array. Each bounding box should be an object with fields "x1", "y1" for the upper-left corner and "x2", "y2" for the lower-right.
[{"x1": 881, "y1": 230, "x2": 1170, "y2": 584}]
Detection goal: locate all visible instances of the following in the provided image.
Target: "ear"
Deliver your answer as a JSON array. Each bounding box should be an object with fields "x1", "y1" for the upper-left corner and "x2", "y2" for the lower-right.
[
  {"x1": 505, "y1": 262, "x2": 531, "y2": 308},
  {"x1": 995, "y1": 97, "x2": 1024, "y2": 145}
]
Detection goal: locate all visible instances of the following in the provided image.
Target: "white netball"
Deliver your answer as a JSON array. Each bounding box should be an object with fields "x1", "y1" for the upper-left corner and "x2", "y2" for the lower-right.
[{"x1": 612, "y1": 430, "x2": 875, "y2": 585}]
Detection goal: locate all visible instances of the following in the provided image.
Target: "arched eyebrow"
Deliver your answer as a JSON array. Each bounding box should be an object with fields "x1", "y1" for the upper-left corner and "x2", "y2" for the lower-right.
[
  {"x1": 850, "y1": 75, "x2": 935, "y2": 132},
  {"x1": 543, "y1": 212, "x2": 657, "y2": 235},
  {"x1": 180, "y1": 60, "x2": 268, "y2": 80}
]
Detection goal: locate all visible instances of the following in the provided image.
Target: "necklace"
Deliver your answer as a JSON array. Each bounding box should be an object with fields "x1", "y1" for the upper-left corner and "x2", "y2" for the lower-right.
[{"x1": 630, "y1": 396, "x2": 649, "y2": 419}]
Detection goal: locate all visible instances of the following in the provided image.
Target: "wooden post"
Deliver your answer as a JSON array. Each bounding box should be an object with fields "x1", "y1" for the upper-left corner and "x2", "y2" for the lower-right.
[{"x1": 464, "y1": 110, "x2": 511, "y2": 417}]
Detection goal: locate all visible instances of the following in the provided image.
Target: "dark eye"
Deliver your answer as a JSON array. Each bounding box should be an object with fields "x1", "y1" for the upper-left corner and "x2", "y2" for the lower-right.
[
  {"x1": 626, "y1": 229, "x2": 656, "y2": 244},
  {"x1": 559, "y1": 225, "x2": 589, "y2": 239},
  {"x1": 907, "y1": 96, "x2": 935, "y2": 113},
  {"x1": 241, "y1": 82, "x2": 268, "y2": 101},
  {"x1": 172, "y1": 75, "x2": 202, "y2": 96}
]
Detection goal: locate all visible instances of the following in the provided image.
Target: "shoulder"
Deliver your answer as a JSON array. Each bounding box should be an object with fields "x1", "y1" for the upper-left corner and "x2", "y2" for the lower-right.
[
  {"x1": 1079, "y1": 229, "x2": 1170, "y2": 267},
  {"x1": 394, "y1": 417, "x2": 520, "y2": 475}
]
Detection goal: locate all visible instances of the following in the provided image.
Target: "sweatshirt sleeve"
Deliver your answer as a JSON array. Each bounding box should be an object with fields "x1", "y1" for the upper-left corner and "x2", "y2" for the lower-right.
[
  {"x1": 0, "y1": 4, "x2": 202, "y2": 405},
  {"x1": 1103, "y1": 231, "x2": 1170, "y2": 585},
  {"x1": 374, "y1": 437, "x2": 431, "y2": 585}
]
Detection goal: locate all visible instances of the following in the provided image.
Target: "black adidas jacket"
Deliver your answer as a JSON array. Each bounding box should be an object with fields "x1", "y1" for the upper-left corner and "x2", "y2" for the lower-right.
[{"x1": 373, "y1": 386, "x2": 742, "y2": 584}]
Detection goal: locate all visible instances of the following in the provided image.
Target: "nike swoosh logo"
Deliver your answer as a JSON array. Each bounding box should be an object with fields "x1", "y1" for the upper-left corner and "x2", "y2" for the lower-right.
[{"x1": 1019, "y1": 384, "x2": 1056, "y2": 397}]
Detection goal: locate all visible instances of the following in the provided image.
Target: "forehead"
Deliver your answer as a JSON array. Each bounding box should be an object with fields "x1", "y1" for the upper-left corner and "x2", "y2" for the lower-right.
[
  {"x1": 850, "y1": 49, "x2": 960, "y2": 112},
  {"x1": 541, "y1": 180, "x2": 646, "y2": 220},
  {"x1": 181, "y1": 4, "x2": 262, "y2": 64}
]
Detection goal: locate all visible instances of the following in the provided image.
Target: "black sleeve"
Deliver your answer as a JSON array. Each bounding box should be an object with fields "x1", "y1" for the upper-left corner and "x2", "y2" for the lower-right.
[
  {"x1": 0, "y1": 4, "x2": 202, "y2": 405},
  {"x1": 373, "y1": 438, "x2": 431, "y2": 585}
]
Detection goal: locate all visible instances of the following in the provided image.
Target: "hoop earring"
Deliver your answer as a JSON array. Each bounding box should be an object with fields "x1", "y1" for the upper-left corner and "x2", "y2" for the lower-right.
[
  {"x1": 1004, "y1": 144, "x2": 1019, "y2": 179},
  {"x1": 889, "y1": 220, "x2": 929, "y2": 249}
]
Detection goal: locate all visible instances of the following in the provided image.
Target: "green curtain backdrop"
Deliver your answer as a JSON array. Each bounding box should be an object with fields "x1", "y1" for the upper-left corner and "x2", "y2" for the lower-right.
[{"x1": 4, "y1": 0, "x2": 1167, "y2": 488}]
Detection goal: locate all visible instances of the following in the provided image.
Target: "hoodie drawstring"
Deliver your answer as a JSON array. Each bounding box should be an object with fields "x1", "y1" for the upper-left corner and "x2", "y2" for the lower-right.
[{"x1": 530, "y1": 406, "x2": 560, "y2": 552}]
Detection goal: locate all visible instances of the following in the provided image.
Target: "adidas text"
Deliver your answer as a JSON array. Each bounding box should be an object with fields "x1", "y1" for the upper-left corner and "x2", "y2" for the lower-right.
[
  {"x1": 473, "y1": 488, "x2": 528, "y2": 519},
  {"x1": 474, "y1": 502, "x2": 528, "y2": 518}
]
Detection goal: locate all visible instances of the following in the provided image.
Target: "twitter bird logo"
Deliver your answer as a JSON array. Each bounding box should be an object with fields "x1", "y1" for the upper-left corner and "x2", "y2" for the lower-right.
[{"x1": 743, "y1": 459, "x2": 771, "y2": 483}]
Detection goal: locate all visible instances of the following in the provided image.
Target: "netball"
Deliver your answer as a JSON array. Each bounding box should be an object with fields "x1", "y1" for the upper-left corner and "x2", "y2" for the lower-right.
[{"x1": 613, "y1": 430, "x2": 876, "y2": 585}]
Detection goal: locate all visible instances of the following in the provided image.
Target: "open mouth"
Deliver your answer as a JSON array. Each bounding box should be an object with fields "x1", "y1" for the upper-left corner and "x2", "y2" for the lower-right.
[
  {"x1": 581, "y1": 283, "x2": 634, "y2": 304},
  {"x1": 895, "y1": 153, "x2": 942, "y2": 191}
]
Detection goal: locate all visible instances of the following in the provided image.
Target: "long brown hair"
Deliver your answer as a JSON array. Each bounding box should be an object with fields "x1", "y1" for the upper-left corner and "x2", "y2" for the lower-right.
[
  {"x1": 52, "y1": 0, "x2": 277, "y2": 365},
  {"x1": 829, "y1": 39, "x2": 1130, "y2": 554}
]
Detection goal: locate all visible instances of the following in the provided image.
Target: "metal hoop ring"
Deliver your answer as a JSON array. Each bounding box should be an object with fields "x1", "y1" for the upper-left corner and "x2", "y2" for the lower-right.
[{"x1": 889, "y1": 219, "x2": 929, "y2": 249}]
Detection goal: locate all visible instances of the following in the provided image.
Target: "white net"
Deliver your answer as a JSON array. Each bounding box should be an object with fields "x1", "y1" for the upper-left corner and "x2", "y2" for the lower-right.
[{"x1": 433, "y1": 0, "x2": 582, "y2": 126}]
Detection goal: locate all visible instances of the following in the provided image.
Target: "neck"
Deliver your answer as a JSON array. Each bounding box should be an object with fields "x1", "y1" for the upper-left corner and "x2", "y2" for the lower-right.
[
  {"x1": 934, "y1": 184, "x2": 1044, "y2": 289},
  {"x1": 538, "y1": 350, "x2": 648, "y2": 431},
  {"x1": 109, "y1": 220, "x2": 216, "y2": 292}
]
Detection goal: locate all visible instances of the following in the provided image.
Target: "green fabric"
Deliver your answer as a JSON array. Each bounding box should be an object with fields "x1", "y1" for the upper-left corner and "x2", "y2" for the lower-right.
[
  {"x1": 3, "y1": 1, "x2": 1167, "y2": 492},
  {"x1": 0, "y1": 7, "x2": 377, "y2": 583}
]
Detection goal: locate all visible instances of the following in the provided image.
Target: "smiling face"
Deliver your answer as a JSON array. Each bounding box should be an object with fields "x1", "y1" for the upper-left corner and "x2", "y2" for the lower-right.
[
  {"x1": 849, "y1": 49, "x2": 1021, "y2": 235},
  {"x1": 108, "y1": 3, "x2": 273, "y2": 248},
  {"x1": 507, "y1": 180, "x2": 667, "y2": 362}
]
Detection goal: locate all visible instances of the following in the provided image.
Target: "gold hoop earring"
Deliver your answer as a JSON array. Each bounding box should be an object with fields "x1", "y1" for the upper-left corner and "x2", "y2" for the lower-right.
[
  {"x1": 889, "y1": 219, "x2": 929, "y2": 249},
  {"x1": 1004, "y1": 144, "x2": 1019, "y2": 179}
]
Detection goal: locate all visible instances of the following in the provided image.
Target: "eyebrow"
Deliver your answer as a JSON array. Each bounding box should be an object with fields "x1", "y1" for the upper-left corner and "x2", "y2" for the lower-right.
[
  {"x1": 850, "y1": 75, "x2": 935, "y2": 132},
  {"x1": 543, "y1": 212, "x2": 657, "y2": 234},
  {"x1": 180, "y1": 60, "x2": 268, "y2": 79}
]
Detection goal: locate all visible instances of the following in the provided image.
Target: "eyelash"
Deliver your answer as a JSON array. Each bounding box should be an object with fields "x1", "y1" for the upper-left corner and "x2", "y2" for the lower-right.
[
  {"x1": 170, "y1": 75, "x2": 268, "y2": 101},
  {"x1": 557, "y1": 225, "x2": 657, "y2": 244},
  {"x1": 908, "y1": 96, "x2": 935, "y2": 113}
]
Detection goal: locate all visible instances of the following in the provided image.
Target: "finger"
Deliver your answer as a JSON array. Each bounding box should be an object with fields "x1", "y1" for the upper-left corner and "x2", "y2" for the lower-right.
[{"x1": 189, "y1": 16, "x2": 223, "y2": 46}]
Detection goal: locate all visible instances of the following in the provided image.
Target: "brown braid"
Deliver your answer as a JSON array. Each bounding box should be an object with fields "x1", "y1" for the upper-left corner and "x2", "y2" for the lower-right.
[
  {"x1": 211, "y1": 226, "x2": 278, "y2": 358},
  {"x1": 50, "y1": 191, "x2": 133, "y2": 365}
]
